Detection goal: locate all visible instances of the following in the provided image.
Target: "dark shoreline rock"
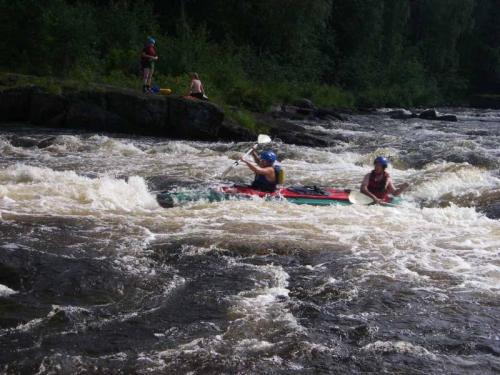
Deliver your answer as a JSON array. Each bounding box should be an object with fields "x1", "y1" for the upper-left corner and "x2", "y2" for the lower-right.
[
  {"x1": 0, "y1": 79, "x2": 353, "y2": 147},
  {"x1": 0, "y1": 84, "x2": 226, "y2": 142},
  {"x1": 253, "y1": 113, "x2": 350, "y2": 147},
  {"x1": 382, "y1": 108, "x2": 458, "y2": 122},
  {"x1": 388, "y1": 109, "x2": 416, "y2": 119},
  {"x1": 418, "y1": 109, "x2": 457, "y2": 122}
]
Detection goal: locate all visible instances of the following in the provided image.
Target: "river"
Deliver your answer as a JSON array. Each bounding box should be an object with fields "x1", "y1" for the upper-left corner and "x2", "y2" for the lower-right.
[{"x1": 0, "y1": 109, "x2": 499, "y2": 374}]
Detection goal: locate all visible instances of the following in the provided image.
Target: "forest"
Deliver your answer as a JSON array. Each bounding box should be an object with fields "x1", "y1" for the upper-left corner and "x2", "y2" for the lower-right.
[{"x1": 0, "y1": 0, "x2": 498, "y2": 110}]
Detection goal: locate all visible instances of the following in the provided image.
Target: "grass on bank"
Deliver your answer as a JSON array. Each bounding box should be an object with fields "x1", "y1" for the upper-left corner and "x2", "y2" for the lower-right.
[{"x1": 1, "y1": 70, "x2": 359, "y2": 134}]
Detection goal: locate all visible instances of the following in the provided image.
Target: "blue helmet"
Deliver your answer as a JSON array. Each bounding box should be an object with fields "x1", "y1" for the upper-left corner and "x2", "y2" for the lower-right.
[
  {"x1": 147, "y1": 36, "x2": 156, "y2": 45},
  {"x1": 374, "y1": 156, "x2": 389, "y2": 168},
  {"x1": 260, "y1": 150, "x2": 277, "y2": 164}
]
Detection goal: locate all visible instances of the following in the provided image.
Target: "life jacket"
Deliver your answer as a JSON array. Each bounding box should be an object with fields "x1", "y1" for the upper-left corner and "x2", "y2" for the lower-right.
[
  {"x1": 367, "y1": 170, "x2": 389, "y2": 200},
  {"x1": 251, "y1": 164, "x2": 284, "y2": 192},
  {"x1": 141, "y1": 45, "x2": 157, "y2": 63}
]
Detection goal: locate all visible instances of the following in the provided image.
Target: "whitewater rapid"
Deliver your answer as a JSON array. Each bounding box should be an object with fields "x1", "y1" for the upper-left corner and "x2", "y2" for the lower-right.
[{"x1": 1, "y1": 110, "x2": 499, "y2": 373}]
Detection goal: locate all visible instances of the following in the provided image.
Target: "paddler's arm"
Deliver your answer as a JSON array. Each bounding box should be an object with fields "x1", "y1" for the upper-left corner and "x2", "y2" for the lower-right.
[
  {"x1": 141, "y1": 52, "x2": 158, "y2": 61},
  {"x1": 392, "y1": 182, "x2": 410, "y2": 196},
  {"x1": 240, "y1": 159, "x2": 274, "y2": 179},
  {"x1": 360, "y1": 174, "x2": 383, "y2": 204},
  {"x1": 250, "y1": 148, "x2": 259, "y2": 163},
  {"x1": 385, "y1": 175, "x2": 410, "y2": 196},
  {"x1": 186, "y1": 80, "x2": 194, "y2": 96}
]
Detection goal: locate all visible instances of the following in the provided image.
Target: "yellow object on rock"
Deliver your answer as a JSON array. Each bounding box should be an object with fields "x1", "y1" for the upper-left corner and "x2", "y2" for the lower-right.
[{"x1": 159, "y1": 88, "x2": 172, "y2": 95}]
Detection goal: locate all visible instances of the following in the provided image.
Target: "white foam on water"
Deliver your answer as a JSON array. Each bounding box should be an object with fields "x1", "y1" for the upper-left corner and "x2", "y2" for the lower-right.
[
  {"x1": 0, "y1": 284, "x2": 17, "y2": 297},
  {"x1": 361, "y1": 340, "x2": 437, "y2": 359},
  {"x1": 2, "y1": 128, "x2": 498, "y2": 371},
  {"x1": 45, "y1": 135, "x2": 85, "y2": 153},
  {"x1": 135, "y1": 259, "x2": 303, "y2": 370},
  {"x1": 155, "y1": 197, "x2": 500, "y2": 294},
  {"x1": 88, "y1": 135, "x2": 145, "y2": 156},
  {"x1": 223, "y1": 260, "x2": 303, "y2": 343},
  {"x1": 0, "y1": 164, "x2": 159, "y2": 215},
  {"x1": 149, "y1": 141, "x2": 201, "y2": 155},
  {"x1": 407, "y1": 162, "x2": 500, "y2": 201}
]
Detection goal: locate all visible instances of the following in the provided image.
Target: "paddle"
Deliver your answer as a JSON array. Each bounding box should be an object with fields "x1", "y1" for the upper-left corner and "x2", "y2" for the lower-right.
[
  {"x1": 348, "y1": 190, "x2": 399, "y2": 207},
  {"x1": 221, "y1": 134, "x2": 272, "y2": 178}
]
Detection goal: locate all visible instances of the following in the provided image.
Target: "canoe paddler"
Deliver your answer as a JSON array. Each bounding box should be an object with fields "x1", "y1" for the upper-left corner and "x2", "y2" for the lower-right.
[
  {"x1": 240, "y1": 149, "x2": 284, "y2": 192},
  {"x1": 360, "y1": 156, "x2": 409, "y2": 204}
]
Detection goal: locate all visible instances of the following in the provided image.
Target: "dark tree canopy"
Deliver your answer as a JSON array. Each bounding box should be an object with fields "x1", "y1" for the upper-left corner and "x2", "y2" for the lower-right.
[{"x1": 0, "y1": 0, "x2": 498, "y2": 108}]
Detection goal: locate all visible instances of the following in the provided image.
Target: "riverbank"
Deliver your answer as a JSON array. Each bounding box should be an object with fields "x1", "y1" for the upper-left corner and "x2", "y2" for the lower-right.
[
  {"x1": 1, "y1": 73, "x2": 499, "y2": 147},
  {"x1": 0, "y1": 74, "x2": 354, "y2": 146}
]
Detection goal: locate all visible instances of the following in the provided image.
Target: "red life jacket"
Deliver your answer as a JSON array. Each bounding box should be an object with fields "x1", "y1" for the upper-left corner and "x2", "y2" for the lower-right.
[
  {"x1": 141, "y1": 45, "x2": 157, "y2": 63},
  {"x1": 367, "y1": 171, "x2": 389, "y2": 201}
]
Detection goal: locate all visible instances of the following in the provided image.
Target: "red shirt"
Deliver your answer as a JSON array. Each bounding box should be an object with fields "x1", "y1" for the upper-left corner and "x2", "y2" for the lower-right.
[{"x1": 142, "y1": 45, "x2": 157, "y2": 62}]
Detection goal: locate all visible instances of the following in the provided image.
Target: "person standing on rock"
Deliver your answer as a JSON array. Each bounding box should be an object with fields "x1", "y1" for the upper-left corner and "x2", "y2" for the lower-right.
[
  {"x1": 187, "y1": 73, "x2": 208, "y2": 100},
  {"x1": 141, "y1": 37, "x2": 158, "y2": 94}
]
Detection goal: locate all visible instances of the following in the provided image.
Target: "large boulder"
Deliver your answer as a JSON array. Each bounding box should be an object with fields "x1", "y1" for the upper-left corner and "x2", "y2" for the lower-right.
[
  {"x1": 0, "y1": 80, "x2": 226, "y2": 141},
  {"x1": 314, "y1": 107, "x2": 346, "y2": 121},
  {"x1": 254, "y1": 113, "x2": 348, "y2": 147},
  {"x1": 65, "y1": 101, "x2": 123, "y2": 131},
  {"x1": 436, "y1": 114, "x2": 458, "y2": 122},
  {"x1": 29, "y1": 91, "x2": 66, "y2": 125},
  {"x1": 388, "y1": 109, "x2": 415, "y2": 119},
  {"x1": 419, "y1": 109, "x2": 438, "y2": 120},
  {"x1": 418, "y1": 109, "x2": 457, "y2": 122},
  {"x1": 292, "y1": 98, "x2": 315, "y2": 110},
  {"x1": 168, "y1": 97, "x2": 224, "y2": 140},
  {"x1": 103, "y1": 89, "x2": 168, "y2": 134},
  {"x1": 0, "y1": 86, "x2": 34, "y2": 121}
]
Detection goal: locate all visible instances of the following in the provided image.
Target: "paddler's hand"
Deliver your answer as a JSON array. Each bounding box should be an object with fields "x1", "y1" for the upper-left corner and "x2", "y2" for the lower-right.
[{"x1": 399, "y1": 182, "x2": 409, "y2": 190}]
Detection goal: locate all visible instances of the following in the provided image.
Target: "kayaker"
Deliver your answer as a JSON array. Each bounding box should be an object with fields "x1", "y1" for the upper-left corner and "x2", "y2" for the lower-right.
[
  {"x1": 360, "y1": 156, "x2": 409, "y2": 204},
  {"x1": 187, "y1": 73, "x2": 207, "y2": 100},
  {"x1": 141, "y1": 36, "x2": 158, "y2": 93},
  {"x1": 240, "y1": 150, "x2": 283, "y2": 192}
]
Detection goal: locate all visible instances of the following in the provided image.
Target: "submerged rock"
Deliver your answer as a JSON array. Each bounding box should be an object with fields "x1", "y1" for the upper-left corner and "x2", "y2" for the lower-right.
[
  {"x1": 482, "y1": 202, "x2": 500, "y2": 220},
  {"x1": 418, "y1": 109, "x2": 458, "y2": 122},
  {"x1": 388, "y1": 109, "x2": 415, "y2": 119},
  {"x1": 419, "y1": 109, "x2": 438, "y2": 120},
  {"x1": 436, "y1": 114, "x2": 458, "y2": 122},
  {"x1": 254, "y1": 113, "x2": 349, "y2": 147},
  {"x1": 292, "y1": 98, "x2": 315, "y2": 110}
]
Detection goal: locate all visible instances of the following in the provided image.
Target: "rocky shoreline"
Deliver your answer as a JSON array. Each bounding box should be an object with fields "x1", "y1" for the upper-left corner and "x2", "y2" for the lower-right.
[
  {"x1": 0, "y1": 75, "x2": 477, "y2": 147},
  {"x1": 0, "y1": 76, "x2": 353, "y2": 146}
]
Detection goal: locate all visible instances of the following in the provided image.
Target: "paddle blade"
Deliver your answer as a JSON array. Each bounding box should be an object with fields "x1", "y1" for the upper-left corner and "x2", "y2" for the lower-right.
[
  {"x1": 348, "y1": 191, "x2": 374, "y2": 205},
  {"x1": 257, "y1": 134, "x2": 272, "y2": 144}
]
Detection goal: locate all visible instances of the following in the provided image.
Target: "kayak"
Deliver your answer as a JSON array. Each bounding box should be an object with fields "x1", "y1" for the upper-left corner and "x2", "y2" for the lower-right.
[{"x1": 157, "y1": 185, "x2": 401, "y2": 208}]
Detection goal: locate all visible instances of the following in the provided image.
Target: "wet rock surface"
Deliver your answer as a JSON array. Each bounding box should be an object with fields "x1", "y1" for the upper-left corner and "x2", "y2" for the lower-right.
[{"x1": 0, "y1": 83, "x2": 225, "y2": 141}]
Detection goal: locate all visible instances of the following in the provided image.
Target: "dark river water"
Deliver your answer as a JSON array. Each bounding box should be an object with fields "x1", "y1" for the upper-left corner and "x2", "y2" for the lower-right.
[{"x1": 0, "y1": 109, "x2": 499, "y2": 374}]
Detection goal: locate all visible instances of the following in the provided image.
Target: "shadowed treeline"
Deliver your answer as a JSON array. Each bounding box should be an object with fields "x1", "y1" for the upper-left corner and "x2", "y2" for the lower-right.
[{"x1": 0, "y1": 0, "x2": 498, "y2": 110}]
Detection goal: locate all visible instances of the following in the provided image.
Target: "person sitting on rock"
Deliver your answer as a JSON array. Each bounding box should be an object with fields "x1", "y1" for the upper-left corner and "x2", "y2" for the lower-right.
[
  {"x1": 187, "y1": 73, "x2": 207, "y2": 100},
  {"x1": 141, "y1": 36, "x2": 158, "y2": 93},
  {"x1": 240, "y1": 149, "x2": 284, "y2": 193},
  {"x1": 360, "y1": 156, "x2": 409, "y2": 204}
]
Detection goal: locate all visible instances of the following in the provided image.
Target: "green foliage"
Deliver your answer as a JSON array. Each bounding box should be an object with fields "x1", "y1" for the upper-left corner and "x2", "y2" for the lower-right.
[{"x1": 0, "y1": 0, "x2": 497, "y2": 114}]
